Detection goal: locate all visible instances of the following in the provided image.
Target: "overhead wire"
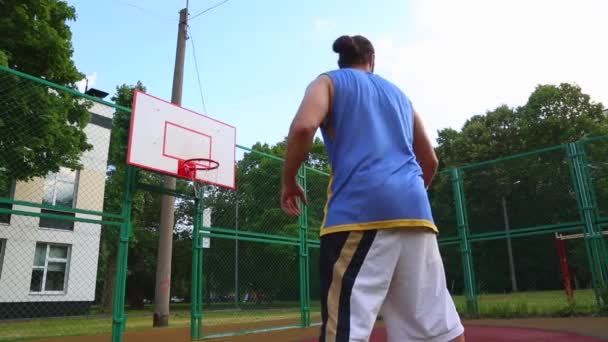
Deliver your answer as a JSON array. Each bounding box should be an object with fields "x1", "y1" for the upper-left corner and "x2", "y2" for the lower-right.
[
  {"x1": 189, "y1": 0, "x2": 230, "y2": 21},
  {"x1": 187, "y1": 26, "x2": 208, "y2": 114},
  {"x1": 112, "y1": 0, "x2": 177, "y2": 21},
  {"x1": 187, "y1": 0, "x2": 232, "y2": 114}
]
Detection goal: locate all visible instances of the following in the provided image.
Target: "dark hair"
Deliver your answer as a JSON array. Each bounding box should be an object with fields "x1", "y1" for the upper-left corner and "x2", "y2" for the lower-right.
[{"x1": 332, "y1": 35, "x2": 375, "y2": 68}]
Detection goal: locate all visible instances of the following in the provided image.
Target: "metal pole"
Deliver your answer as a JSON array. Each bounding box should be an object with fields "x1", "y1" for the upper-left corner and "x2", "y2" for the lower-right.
[
  {"x1": 154, "y1": 7, "x2": 188, "y2": 328},
  {"x1": 297, "y1": 166, "x2": 310, "y2": 327},
  {"x1": 111, "y1": 167, "x2": 135, "y2": 342},
  {"x1": 502, "y1": 196, "x2": 518, "y2": 292},
  {"x1": 555, "y1": 234, "x2": 574, "y2": 301},
  {"x1": 568, "y1": 142, "x2": 604, "y2": 307},
  {"x1": 235, "y1": 191, "x2": 239, "y2": 307},
  {"x1": 451, "y1": 168, "x2": 478, "y2": 317},
  {"x1": 190, "y1": 197, "x2": 202, "y2": 339}
]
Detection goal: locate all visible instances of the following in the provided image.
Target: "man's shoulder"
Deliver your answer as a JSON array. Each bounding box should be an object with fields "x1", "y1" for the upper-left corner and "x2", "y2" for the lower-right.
[
  {"x1": 371, "y1": 73, "x2": 399, "y2": 87},
  {"x1": 321, "y1": 68, "x2": 353, "y2": 78},
  {"x1": 372, "y1": 74, "x2": 409, "y2": 98}
]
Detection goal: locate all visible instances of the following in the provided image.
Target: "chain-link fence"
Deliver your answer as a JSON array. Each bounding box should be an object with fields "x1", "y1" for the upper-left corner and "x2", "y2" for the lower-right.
[
  {"x1": 202, "y1": 239, "x2": 301, "y2": 334},
  {"x1": 0, "y1": 65, "x2": 126, "y2": 341},
  {"x1": 585, "y1": 137, "x2": 608, "y2": 222},
  {"x1": 580, "y1": 136, "x2": 608, "y2": 311},
  {"x1": 460, "y1": 146, "x2": 581, "y2": 317},
  {"x1": 445, "y1": 138, "x2": 608, "y2": 318},
  {"x1": 1, "y1": 65, "x2": 607, "y2": 342},
  {"x1": 186, "y1": 148, "x2": 308, "y2": 339},
  {"x1": 308, "y1": 244, "x2": 322, "y2": 325}
]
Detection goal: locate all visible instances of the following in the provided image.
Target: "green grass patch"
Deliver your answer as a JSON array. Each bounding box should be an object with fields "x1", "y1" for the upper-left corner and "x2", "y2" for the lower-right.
[
  {"x1": 0, "y1": 303, "x2": 310, "y2": 341},
  {"x1": 452, "y1": 289, "x2": 598, "y2": 318}
]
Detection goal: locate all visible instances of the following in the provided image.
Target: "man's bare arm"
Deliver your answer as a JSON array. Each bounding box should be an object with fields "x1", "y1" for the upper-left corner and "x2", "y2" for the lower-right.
[
  {"x1": 413, "y1": 110, "x2": 439, "y2": 189},
  {"x1": 282, "y1": 75, "x2": 332, "y2": 184}
]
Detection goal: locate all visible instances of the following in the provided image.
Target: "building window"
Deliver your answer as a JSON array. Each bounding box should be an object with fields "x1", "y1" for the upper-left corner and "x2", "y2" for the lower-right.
[
  {"x1": 30, "y1": 243, "x2": 70, "y2": 293},
  {"x1": 0, "y1": 239, "x2": 6, "y2": 279},
  {"x1": 0, "y1": 175, "x2": 12, "y2": 224},
  {"x1": 39, "y1": 168, "x2": 78, "y2": 230}
]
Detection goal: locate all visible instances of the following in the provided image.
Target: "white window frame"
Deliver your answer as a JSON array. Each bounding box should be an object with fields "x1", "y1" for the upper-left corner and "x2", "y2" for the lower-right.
[
  {"x1": 39, "y1": 168, "x2": 80, "y2": 231},
  {"x1": 30, "y1": 243, "x2": 71, "y2": 295},
  {"x1": 43, "y1": 168, "x2": 79, "y2": 207}
]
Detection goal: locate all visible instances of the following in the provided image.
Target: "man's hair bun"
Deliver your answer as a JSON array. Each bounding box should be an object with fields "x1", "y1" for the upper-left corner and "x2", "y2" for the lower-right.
[{"x1": 332, "y1": 35, "x2": 358, "y2": 56}]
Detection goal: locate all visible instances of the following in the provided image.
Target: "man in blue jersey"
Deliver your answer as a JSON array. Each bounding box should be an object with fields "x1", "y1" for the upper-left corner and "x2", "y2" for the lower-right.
[{"x1": 281, "y1": 34, "x2": 465, "y2": 342}]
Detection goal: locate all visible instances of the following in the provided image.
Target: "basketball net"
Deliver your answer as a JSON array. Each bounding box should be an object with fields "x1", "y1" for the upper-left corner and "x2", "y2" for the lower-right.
[{"x1": 180, "y1": 158, "x2": 220, "y2": 200}]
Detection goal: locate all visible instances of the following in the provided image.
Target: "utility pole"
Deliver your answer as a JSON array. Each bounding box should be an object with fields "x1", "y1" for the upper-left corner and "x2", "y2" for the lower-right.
[
  {"x1": 153, "y1": 6, "x2": 188, "y2": 328},
  {"x1": 502, "y1": 195, "x2": 518, "y2": 292}
]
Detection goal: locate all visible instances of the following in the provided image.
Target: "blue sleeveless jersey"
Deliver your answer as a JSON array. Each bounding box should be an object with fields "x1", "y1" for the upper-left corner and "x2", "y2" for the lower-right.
[{"x1": 318, "y1": 69, "x2": 437, "y2": 236}]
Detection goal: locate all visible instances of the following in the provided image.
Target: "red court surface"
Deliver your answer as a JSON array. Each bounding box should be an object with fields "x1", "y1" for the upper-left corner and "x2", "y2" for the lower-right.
[
  {"x1": 463, "y1": 325, "x2": 605, "y2": 341},
  {"x1": 301, "y1": 326, "x2": 605, "y2": 342},
  {"x1": 34, "y1": 317, "x2": 608, "y2": 342}
]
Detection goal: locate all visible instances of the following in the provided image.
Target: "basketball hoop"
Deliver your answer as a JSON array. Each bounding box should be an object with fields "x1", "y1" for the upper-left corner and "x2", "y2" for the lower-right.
[
  {"x1": 128, "y1": 91, "x2": 236, "y2": 189},
  {"x1": 179, "y1": 158, "x2": 220, "y2": 199}
]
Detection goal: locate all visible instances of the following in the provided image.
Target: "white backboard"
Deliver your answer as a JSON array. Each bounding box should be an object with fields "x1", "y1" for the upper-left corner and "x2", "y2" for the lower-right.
[{"x1": 128, "y1": 91, "x2": 236, "y2": 189}]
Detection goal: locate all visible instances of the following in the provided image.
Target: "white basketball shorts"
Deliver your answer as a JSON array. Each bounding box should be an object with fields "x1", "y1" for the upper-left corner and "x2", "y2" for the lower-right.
[{"x1": 318, "y1": 228, "x2": 464, "y2": 342}]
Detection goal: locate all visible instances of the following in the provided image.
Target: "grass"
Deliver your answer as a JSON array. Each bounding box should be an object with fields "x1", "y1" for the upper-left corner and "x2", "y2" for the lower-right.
[
  {"x1": 0, "y1": 290, "x2": 601, "y2": 341},
  {"x1": 453, "y1": 289, "x2": 598, "y2": 318},
  {"x1": 0, "y1": 303, "x2": 315, "y2": 341}
]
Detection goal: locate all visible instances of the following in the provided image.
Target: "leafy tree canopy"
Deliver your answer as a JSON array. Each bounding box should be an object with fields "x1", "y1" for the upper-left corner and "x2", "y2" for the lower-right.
[
  {"x1": 0, "y1": 0, "x2": 83, "y2": 84},
  {"x1": 0, "y1": 0, "x2": 93, "y2": 182}
]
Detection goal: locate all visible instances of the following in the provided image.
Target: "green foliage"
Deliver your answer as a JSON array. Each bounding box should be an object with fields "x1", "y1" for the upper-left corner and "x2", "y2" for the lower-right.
[
  {"x1": 0, "y1": 1, "x2": 92, "y2": 182},
  {"x1": 109, "y1": 82, "x2": 146, "y2": 167},
  {"x1": 432, "y1": 82, "x2": 608, "y2": 295},
  {"x1": 599, "y1": 281, "x2": 608, "y2": 315},
  {"x1": 436, "y1": 84, "x2": 607, "y2": 169},
  {"x1": 194, "y1": 138, "x2": 328, "y2": 301},
  {"x1": 0, "y1": 50, "x2": 7, "y2": 66},
  {"x1": 520, "y1": 84, "x2": 608, "y2": 147},
  {"x1": 101, "y1": 81, "x2": 147, "y2": 249},
  {"x1": 0, "y1": 0, "x2": 83, "y2": 84},
  {"x1": 0, "y1": 72, "x2": 92, "y2": 182}
]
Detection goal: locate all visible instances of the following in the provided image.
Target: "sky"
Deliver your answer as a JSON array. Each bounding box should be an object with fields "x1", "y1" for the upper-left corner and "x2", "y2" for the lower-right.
[{"x1": 67, "y1": 0, "x2": 608, "y2": 154}]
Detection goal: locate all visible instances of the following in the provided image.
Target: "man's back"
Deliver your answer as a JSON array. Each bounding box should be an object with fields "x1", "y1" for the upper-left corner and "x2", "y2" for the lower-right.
[
  {"x1": 281, "y1": 35, "x2": 464, "y2": 342},
  {"x1": 319, "y1": 68, "x2": 437, "y2": 236}
]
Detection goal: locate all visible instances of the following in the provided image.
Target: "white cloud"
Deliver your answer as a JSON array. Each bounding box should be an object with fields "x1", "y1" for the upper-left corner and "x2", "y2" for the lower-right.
[
  {"x1": 314, "y1": 17, "x2": 337, "y2": 37},
  {"x1": 76, "y1": 72, "x2": 98, "y2": 93},
  {"x1": 372, "y1": 0, "x2": 608, "y2": 144}
]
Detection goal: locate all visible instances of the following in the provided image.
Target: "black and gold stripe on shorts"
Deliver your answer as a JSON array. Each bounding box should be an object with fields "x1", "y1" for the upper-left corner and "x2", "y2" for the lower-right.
[{"x1": 319, "y1": 230, "x2": 377, "y2": 342}]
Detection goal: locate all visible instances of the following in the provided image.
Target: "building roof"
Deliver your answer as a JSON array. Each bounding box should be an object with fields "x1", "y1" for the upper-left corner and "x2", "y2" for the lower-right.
[{"x1": 85, "y1": 88, "x2": 109, "y2": 99}]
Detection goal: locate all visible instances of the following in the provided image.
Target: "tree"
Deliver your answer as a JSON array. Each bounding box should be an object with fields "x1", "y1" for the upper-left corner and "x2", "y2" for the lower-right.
[
  {"x1": 0, "y1": 0, "x2": 92, "y2": 183},
  {"x1": 432, "y1": 82, "x2": 608, "y2": 294},
  {"x1": 0, "y1": 51, "x2": 7, "y2": 66},
  {"x1": 519, "y1": 83, "x2": 608, "y2": 147},
  {"x1": 98, "y1": 82, "x2": 198, "y2": 311},
  {"x1": 199, "y1": 138, "x2": 329, "y2": 304},
  {"x1": 0, "y1": 0, "x2": 82, "y2": 84},
  {"x1": 99, "y1": 82, "x2": 147, "y2": 313}
]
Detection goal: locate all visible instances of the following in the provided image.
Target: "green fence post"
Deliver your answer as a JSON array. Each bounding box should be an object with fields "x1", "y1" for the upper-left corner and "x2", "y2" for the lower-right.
[
  {"x1": 198, "y1": 192, "x2": 206, "y2": 338},
  {"x1": 568, "y1": 142, "x2": 608, "y2": 308},
  {"x1": 577, "y1": 141, "x2": 608, "y2": 297},
  {"x1": 451, "y1": 168, "x2": 478, "y2": 317},
  {"x1": 111, "y1": 166, "x2": 136, "y2": 342},
  {"x1": 191, "y1": 194, "x2": 204, "y2": 339},
  {"x1": 297, "y1": 166, "x2": 311, "y2": 327}
]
